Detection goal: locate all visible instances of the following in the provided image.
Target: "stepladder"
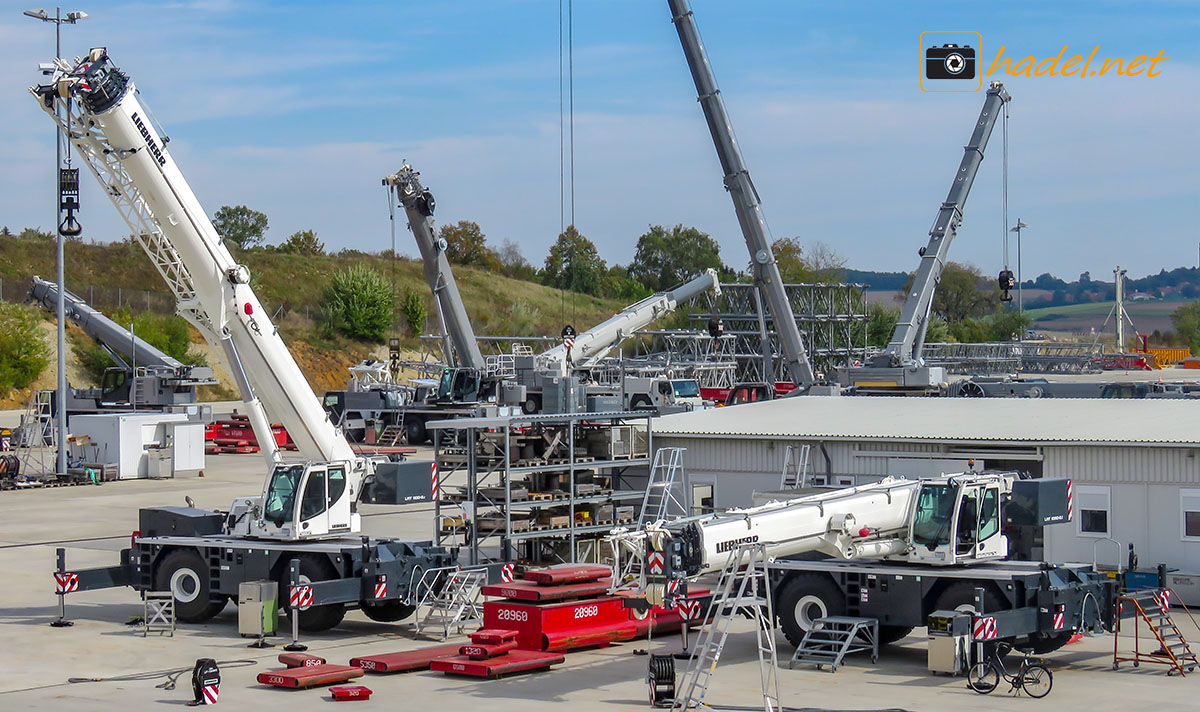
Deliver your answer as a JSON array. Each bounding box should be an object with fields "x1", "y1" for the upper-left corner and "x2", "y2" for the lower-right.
[{"x1": 672, "y1": 543, "x2": 780, "y2": 712}]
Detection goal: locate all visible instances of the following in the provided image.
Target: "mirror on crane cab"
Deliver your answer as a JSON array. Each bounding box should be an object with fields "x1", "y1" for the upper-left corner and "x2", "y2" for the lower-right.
[
  {"x1": 258, "y1": 462, "x2": 355, "y2": 539},
  {"x1": 908, "y1": 477, "x2": 1006, "y2": 565}
]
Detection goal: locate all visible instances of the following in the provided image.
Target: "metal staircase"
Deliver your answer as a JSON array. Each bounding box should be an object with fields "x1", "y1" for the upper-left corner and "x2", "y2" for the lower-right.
[
  {"x1": 377, "y1": 424, "x2": 406, "y2": 447},
  {"x1": 789, "y1": 616, "x2": 879, "y2": 672},
  {"x1": 1114, "y1": 588, "x2": 1200, "y2": 676},
  {"x1": 779, "y1": 444, "x2": 811, "y2": 489},
  {"x1": 638, "y1": 447, "x2": 689, "y2": 527},
  {"x1": 672, "y1": 543, "x2": 779, "y2": 712},
  {"x1": 412, "y1": 566, "x2": 487, "y2": 641}
]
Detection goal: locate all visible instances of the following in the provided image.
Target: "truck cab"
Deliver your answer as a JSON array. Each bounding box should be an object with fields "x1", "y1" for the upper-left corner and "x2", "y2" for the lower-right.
[{"x1": 906, "y1": 476, "x2": 1007, "y2": 565}]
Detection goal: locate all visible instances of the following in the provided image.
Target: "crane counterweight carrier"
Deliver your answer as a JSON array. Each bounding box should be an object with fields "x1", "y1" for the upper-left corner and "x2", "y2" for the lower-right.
[{"x1": 32, "y1": 48, "x2": 459, "y2": 631}]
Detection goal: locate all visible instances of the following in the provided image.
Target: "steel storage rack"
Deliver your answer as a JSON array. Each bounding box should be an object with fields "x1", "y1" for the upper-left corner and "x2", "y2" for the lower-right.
[{"x1": 429, "y1": 411, "x2": 653, "y2": 566}]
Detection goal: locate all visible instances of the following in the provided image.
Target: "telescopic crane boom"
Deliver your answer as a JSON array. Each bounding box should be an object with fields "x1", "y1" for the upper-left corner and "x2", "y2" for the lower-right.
[
  {"x1": 844, "y1": 82, "x2": 1011, "y2": 391},
  {"x1": 538, "y1": 269, "x2": 721, "y2": 375},
  {"x1": 32, "y1": 48, "x2": 365, "y2": 541},
  {"x1": 668, "y1": 0, "x2": 816, "y2": 389},
  {"x1": 383, "y1": 165, "x2": 485, "y2": 371}
]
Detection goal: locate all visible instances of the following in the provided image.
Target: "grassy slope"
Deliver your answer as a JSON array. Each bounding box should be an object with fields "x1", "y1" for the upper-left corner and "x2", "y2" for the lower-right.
[
  {"x1": 0, "y1": 235, "x2": 622, "y2": 338},
  {"x1": 0, "y1": 235, "x2": 625, "y2": 406}
]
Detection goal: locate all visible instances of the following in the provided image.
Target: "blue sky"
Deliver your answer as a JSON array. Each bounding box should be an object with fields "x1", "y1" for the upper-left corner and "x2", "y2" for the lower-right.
[{"x1": 2, "y1": 1, "x2": 1197, "y2": 283}]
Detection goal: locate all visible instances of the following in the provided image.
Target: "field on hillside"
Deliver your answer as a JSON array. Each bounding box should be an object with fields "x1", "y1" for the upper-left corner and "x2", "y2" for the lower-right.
[{"x1": 1025, "y1": 300, "x2": 1185, "y2": 335}]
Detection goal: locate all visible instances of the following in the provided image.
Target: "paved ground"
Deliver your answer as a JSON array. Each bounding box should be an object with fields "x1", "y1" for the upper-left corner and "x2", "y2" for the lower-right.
[
  {"x1": 5, "y1": 385, "x2": 1200, "y2": 710},
  {"x1": 1, "y1": 444, "x2": 1198, "y2": 711}
]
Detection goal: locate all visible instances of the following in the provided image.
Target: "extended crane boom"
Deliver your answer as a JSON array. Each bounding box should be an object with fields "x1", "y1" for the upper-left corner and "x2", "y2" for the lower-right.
[
  {"x1": 668, "y1": 0, "x2": 816, "y2": 389},
  {"x1": 845, "y1": 82, "x2": 1011, "y2": 391},
  {"x1": 383, "y1": 165, "x2": 485, "y2": 371},
  {"x1": 538, "y1": 269, "x2": 721, "y2": 374},
  {"x1": 33, "y1": 49, "x2": 363, "y2": 540}
]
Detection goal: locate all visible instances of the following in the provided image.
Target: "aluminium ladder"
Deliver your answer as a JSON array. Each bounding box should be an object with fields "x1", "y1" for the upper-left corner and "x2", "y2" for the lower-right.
[
  {"x1": 413, "y1": 566, "x2": 487, "y2": 641},
  {"x1": 779, "y1": 444, "x2": 811, "y2": 490},
  {"x1": 672, "y1": 543, "x2": 779, "y2": 712},
  {"x1": 639, "y1": 447, "x2": 689, "y2": 527}
]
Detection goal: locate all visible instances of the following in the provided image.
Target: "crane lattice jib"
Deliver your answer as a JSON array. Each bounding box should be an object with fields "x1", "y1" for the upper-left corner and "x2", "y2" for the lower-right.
[{"x1": 879, "y1": 82, "x2": 1012, "y2": 367}]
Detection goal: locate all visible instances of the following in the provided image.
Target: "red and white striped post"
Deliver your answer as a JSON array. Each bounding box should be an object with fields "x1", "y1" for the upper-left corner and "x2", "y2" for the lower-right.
[
  {"x1": 283, "y1": 558, "x2": 307, "y2": 652},
  {"x1": 51, "y1": 547, "x2": 73, "y2": 628}
]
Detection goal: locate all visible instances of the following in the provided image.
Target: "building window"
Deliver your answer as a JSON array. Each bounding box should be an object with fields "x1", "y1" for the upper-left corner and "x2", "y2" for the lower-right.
[
  {"x1": 691, "y1": 483, "x2": 714, "y2": 516},
  {"x1": 1076, "y1": 485, "x2": 1110, "y2": 537},
  {"x1": 1181, "y1": 489, "x2": 1200, "y2": 541}
]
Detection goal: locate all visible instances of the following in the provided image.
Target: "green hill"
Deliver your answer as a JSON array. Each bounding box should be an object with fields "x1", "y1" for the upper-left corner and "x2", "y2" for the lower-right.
[{"x1": 0, "y1": 233, "x2": 623, "y2": 341}]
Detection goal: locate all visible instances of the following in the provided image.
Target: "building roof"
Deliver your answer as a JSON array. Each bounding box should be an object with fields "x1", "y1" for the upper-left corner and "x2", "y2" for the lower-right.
[{"x1": 654, "y1": 396, "x2": 1200, "y2": 446}]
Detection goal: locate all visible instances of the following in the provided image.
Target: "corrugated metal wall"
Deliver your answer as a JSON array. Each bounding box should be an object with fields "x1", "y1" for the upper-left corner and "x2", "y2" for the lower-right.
[{"x1": 1045, "y1": 446, "x2": 1200, "y2": 484}]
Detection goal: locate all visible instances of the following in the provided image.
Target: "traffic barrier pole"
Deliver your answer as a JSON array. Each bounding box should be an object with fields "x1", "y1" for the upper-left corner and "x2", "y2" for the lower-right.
[{"x1": 283, "y1": 558, "x2": 307, "y2": 652}]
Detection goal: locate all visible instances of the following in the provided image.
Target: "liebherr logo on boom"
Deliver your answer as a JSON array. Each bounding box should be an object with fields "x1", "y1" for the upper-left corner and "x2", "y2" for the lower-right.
[
  {"x1": 130, "y1": 112, "x2": 166, "y2": 166},
  {"x1": 715, "y1": 535, "x2": 759, "y2": 553}
]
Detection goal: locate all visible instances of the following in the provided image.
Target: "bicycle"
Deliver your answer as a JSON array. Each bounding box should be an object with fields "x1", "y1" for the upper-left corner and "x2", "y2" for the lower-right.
[{"x1": 967, "y1": 641, "x2": 1053, "y2": 698}]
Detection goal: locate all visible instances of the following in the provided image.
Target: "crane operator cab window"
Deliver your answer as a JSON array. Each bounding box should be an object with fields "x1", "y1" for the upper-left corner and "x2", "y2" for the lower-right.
[
  {"x1": 264, "y1": 464, "x2": 305, "y2": 526},
  {"x1": 912, "y1": 483, "x2": 956, "y2": 550},
  {"x1": 300, "y1": 468, "x2": 327, "y2": 521},
  {"x1": 956, "y1": 488, "x2": 979, "y2": 555}
]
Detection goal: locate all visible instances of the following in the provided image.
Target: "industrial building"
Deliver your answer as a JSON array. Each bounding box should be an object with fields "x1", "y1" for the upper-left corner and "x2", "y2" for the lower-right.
[{"x1": 654, "y1": 397, "x2": 1200, "y2": 576}]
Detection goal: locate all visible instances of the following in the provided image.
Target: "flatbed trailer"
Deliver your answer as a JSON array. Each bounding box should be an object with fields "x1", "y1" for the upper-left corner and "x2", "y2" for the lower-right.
[{"x1": 770, "y1": 557, "x2": 1115, "y2": 651}]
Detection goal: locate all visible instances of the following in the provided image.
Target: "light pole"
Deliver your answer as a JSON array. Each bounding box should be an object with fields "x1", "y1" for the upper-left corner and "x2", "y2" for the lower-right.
[
  {"x1": 24, "y1": 7, "x2": 88, "y2": 475},
  {"x1": 1010, "y1": 219, "x2": 1029, "y2": 316}
]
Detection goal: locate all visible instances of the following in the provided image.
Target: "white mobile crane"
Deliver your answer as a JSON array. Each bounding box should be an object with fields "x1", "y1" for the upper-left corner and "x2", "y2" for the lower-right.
[
  {"x1": 611, "y1": 470, "x2": 1114, "y2": 652},
  {"x1": 381, "y1": 163, "x2": 720, "y2": 423},
  {"x1": 33, "y1": 49, "x2": 455, "y2": 630},
  {"x1": 840, "y1": 82, "x2": 1012, "y2": 393}
]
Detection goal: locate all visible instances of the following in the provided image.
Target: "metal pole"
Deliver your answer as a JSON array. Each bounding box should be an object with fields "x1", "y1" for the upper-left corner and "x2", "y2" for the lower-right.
[
  {"x1": 53, "y1": 7, "x2": 68, "y2": 476},
  {"x1": 283, "y1": 557, "x2": 306, "y2": 651},
  {"x1": 51, "y1": 547, "x2": 74, "y2": 627},
  {"x1": 1016, "y1": 223, "x2": 1023, "y2": 316}
]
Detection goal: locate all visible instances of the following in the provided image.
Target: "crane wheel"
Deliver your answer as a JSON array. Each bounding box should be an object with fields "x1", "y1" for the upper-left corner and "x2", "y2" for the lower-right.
[
  {"x1": 404, "y1": 417, "x2": 427, "y2": 445},
  {"x1": 776, "y1": 573, "x2": 845, "y2": 648},
  {"x1": 155, "y1": 549, "x2": 228, "y2": 623},
  {"x1": 361, "y1": 602, "x2": 417, "y2": 623},
  {"x1": 878, "y1": 625, "x2": 915, "y2": 645}
]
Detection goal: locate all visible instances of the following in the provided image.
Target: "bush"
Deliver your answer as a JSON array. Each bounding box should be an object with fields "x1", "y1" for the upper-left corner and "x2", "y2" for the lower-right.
[
  {"x1": 0, "y1": 302, "x2": 50, "y2": 397},
  {"x1": 399, "y1": 286, "x2": 427, "y2": 337},
  {"x1": 322, "y1": 266, "x2": 395, "y2": 343}
]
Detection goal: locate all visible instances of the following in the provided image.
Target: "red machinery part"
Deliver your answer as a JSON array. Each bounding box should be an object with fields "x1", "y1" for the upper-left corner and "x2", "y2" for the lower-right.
[
  {"x1": 460, "y1": 641, "x2": 517, "y2": 660},
  {"x1": 330, "y1": 685, "x2": 373, "y2": 701},
  {"x1": 430, "y1": 649, "x2": 565, "y2": 678},
  {"x1": 350, "y1": 643, "x2": 463, "y2": 673},
  {"x1": 279, "y1": 652, "x2": 326, "y2": 668},
  {"x1": 484, "y1": 595, "x2": 635, "y2": 652},
  {"x1": 522, "y1": 565, "x2": 611, "y2": 585},
  {"x1": 481, "y1": 579, "x2": 612, "y2": 602},
  {"x1": 469, "y1": 628, "x2": 519, "y2": 645},
  {"x1": 257, "y1": 664, "x2": 364, "y2": 689}
]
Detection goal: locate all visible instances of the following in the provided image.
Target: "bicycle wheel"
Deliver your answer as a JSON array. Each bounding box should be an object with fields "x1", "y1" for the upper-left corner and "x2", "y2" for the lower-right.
[
  {"x1": 1020, "y1": 664, "x2": 1053, "y2": 698},
  {"x1": 967, "y1": 662, "x2": 999, "y2": 694}
]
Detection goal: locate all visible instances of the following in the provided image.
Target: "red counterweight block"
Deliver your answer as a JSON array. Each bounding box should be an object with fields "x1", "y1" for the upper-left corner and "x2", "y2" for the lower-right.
[
  {"x1": 430, "y1": 649, "x2": 565, "y2": 679},
  {"x1": 350, "y1": 644, "x2": 464, "y2": 673},
  {"x1": 279, "y1": 652, "x2": 326, "y2": 668},
  {"x1": 330, "y1": 685, "x2": 373, "y2": 701},
  {"x1": 522, "y1": 565, "x2": 611, "y2": 585},
  {"x1": 257, "y1": 664, "x2": 364, "y2": 689}
]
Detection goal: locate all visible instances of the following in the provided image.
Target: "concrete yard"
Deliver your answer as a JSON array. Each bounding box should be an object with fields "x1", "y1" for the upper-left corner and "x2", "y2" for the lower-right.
[{"x1": 1, "y1": 404, "x2": 1198, "y2": 711}]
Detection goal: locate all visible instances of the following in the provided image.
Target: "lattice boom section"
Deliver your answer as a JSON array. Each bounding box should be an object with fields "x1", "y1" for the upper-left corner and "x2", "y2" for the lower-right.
[{"x1": 54, "y1": 98, "x2": 215, "y2": 339}]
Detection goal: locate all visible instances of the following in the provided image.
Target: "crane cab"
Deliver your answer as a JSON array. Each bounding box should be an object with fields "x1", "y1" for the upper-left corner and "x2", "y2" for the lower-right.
[
  {"x1": 906, "y1": 475, "x2": 1008, "y2": 566},
  {"x1": 247, "y1": 461, "x2": 360, "y2": 539}
]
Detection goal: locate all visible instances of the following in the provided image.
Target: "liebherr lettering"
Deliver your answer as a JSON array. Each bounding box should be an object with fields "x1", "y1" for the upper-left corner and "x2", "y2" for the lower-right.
[
  {"x1": 130, "y1": 112, "x2": 166, "y2": 166},
  {"x1": 715, "y1": 535, "x2": 759, "y2": 553}
]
